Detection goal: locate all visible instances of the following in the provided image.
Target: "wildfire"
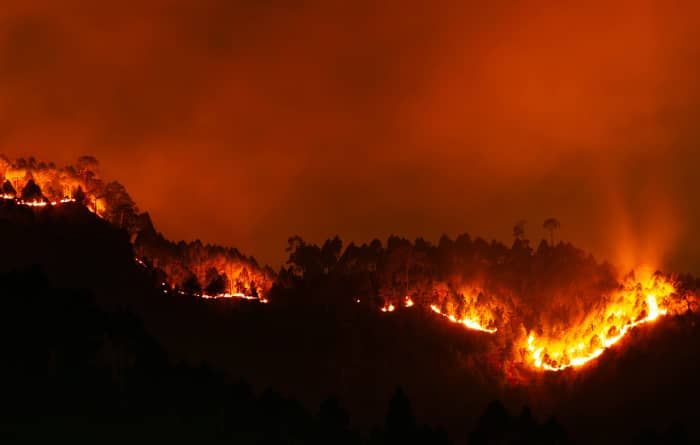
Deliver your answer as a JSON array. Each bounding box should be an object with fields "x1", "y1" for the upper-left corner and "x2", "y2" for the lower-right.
[
  {"x1": 429, "y1": 304, "x2": 498, "y2": 334},
  {"x1": 525, "y1": 268, "x2": 676, "y2": 371},
  {"x1": 379, "y1": 296, "x2": 415, "y2": 312},
  {"x1": 201, "y1": 292, "x2": 261, "y2": 301},
  {"x1": 0, "y1": 195, "x2": 77, "y2": 208},
  {"x1": 3, "y1": 157, "x2": 695, "y2": 374}
]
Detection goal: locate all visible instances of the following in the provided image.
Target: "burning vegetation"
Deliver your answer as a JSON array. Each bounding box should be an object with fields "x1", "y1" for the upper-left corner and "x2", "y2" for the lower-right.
[
  {"x1": 2, "y1": 155, "x2": 698, "y2": 375},
  {"x1": 277, "y1": 229, "x2": 698, "y2": 375},
  {"x1": 0, "y1": 155, "x2": 273, "y2": 302}
]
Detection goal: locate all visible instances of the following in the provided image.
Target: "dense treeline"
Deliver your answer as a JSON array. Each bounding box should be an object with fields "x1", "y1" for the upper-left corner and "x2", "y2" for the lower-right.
[
  {"x1": 132, "y1": 213, "x2": 275, "y2": 297},
  {"x1": 277, "y1": 232, "x2": 620, "y2": 317}
]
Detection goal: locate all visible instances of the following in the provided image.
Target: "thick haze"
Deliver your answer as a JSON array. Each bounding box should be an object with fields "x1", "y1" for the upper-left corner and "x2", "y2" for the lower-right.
[{"x1": 1, "y1": 0, "x2": 699, "y2": 271}]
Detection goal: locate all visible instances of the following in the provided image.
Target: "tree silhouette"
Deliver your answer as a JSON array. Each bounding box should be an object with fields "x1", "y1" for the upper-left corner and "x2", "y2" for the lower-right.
[
  {"x1": 76, "y1": 155, "x2": 99, "y2": 183},
  {"x1": 20, "y1": 179, "x2": 44, "y2": 202},
  {"x1": 385, "y1": 387, "x2": 417, "y2": 445},
  {"x1": 73, "y1": 185, "x2": 87, "y2": 205},
  {"x1": 317, "y1": 397, "x2": 355, "y2": 445},
  {"x1": 542, "y1": 218, "x2": 561, "y2": 245},
  {"x1": 204, "y1": 268, "x2": 227, "y2": 295},
  {"x1": 320, "y1": 236, "x2": 343, "y2": 274},
  {"x1": 469, "y1": 400, "x2": 510, "y2": 445},
  {"x1": 182, "y1": 275, "x2": 202, "y2": 295},
  {"x1": 104, "y1": 181, "x2": 137, "y2": 228},
  {"x1": 2, "y1": 179, "x2": 16, "y2": 197},
  {"x1": 513, "y1": 220, "x2": 527, "y2": 241},
  {"x1": 286, "y1": 236, "x2": 323, "y2": 279}
]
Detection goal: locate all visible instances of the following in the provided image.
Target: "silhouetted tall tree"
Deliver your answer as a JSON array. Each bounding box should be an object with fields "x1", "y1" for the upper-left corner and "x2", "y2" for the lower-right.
[
  {"x1": 385, "y1": 388, "x2": 417, "y2": 445},
  {"x1": 204, "y1": 268, "x2": 227, "y2": 295},
  {"x1": 469, "y1": 400, "x2": 510, "y2": 445},
  {"x1": 104, "y1": 181, "x2": 137, "y2": 228},
  {"x1": 182, "y1": 275, "x2": 202, "y2": 295},
  {"x1": 321, "y1": 236, "x2": 343, "y2": 274},
  {"x1": 76, "y1": 155, "x2": 99, "y2": 184},
  {"x1": 20, "y1": 179, "x2": 43, "y2": 202},
  {"x1": 513, "y1": 220, "x2": 527, "y2": 241},
  {"x1": 73, "y1": 185, "x2": 87, "y2": 205},
  {"x1": 2, "y1": 179, "x2": 16, "y2": 197},
  {"x1": 543, "y1": 218, "x2": 561, "y2": 245}
]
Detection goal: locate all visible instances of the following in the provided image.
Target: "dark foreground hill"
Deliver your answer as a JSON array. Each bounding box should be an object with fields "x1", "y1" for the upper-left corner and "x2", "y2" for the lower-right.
[{"x1": 0, "y1": 201, "x2": 699, "y2": 444}]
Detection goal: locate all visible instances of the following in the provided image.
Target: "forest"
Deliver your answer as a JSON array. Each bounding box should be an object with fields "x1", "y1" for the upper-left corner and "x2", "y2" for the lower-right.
[{"x1": 1, "y1": 156, "x2": 699, "y2": 443}]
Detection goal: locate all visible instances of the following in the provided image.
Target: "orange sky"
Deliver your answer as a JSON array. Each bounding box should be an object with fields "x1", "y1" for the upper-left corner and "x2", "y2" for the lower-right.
[{"x1": 1, "y1": 0, "x2": 700, "y2": 272}]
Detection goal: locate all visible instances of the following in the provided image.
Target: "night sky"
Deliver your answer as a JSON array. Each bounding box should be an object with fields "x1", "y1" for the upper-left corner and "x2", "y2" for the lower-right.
[{"x1": 1, "y1": 0, "x2": 699, "y2": 272}]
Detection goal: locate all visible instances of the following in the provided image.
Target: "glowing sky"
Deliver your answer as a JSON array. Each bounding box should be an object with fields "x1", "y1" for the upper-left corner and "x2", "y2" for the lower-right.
[{"x1": 1, "y1": 0, "x2": 699, "y2": 271}]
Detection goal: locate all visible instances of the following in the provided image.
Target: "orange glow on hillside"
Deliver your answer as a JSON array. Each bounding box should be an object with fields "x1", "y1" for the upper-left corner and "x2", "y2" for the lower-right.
[{"x1": 524, "y1": 268, "x2": 677, "y2": 371}]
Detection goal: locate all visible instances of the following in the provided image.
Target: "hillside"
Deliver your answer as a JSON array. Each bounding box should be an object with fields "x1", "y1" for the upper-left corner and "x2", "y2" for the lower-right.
[{"x1": 1, "y1": 200, "x2": 700, "y2": 443}]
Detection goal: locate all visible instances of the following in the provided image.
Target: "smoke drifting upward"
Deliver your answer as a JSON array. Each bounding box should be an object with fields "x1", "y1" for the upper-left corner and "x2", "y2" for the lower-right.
[{"x1": 1, "y1": 1, "x2": 699, "y2": 271}]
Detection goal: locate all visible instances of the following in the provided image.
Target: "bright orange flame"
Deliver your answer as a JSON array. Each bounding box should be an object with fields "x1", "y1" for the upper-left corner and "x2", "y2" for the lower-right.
[
  {"x1": 525, "y1": 268, "x2": 675, "y2": 371},
  {"x1": 1, "y1": 195, "x2": 76, "y2": 208},
  {"x1": 201, "y1": 292, "x2": 260, "y2": 301},
  {"x1": 381, "y1": 303, "x2": 396, "y2": 313},
  {"x1": 429, "y1": 304, "x2": 498, "y2": 333},
  {"x1": 404, "y1": 296, "x2": 415, "y2": 307}
]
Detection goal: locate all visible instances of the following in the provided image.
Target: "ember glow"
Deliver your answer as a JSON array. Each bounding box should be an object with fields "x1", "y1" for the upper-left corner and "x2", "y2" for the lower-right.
[
  {"x1": 380, "y1": 303, "x2": 396, "y2": 313},
  {"x1": 524, "y1": 268, "x2": 676, "y2": 371}
]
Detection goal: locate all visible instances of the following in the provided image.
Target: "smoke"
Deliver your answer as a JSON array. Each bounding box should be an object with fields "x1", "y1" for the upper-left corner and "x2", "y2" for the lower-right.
[{"x1": 0, "y1": 1, "x2": 699, "y2": 270}]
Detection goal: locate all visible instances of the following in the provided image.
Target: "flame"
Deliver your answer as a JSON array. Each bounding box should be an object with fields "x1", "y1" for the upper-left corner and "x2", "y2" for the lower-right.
[
  {"x1": 429, "y1": 304, "x2": 498, "y2": 333},
  {"x1": 1, "y1": 195, "x2": 76, "y2": 208},
  {"x1": 404, "y1": 296, "x2": 415, "y2": 307},
  {"x1": 201, "y1": 292, "x2": 260, "y2": 301},
  {"x1": 525, "y1": 268, "x2": 676, "y2": 371},
  {"x1": 380, "y1": 303, "x2": 396, "y2": 313}
]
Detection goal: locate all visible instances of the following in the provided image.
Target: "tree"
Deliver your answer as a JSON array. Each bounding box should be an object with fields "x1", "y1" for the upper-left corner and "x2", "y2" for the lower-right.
[
  {"x1": 286, "y1": 236, "x2": 322, "y2": 279},
  {"x1": 469, "y1": 400, "x2": 510, "y2": 445},
  {"x1": 182, "y1": 275, "x2": 202, "y2": 295},
  {"x1": 542, "y1": 218, "x2": 561, "y2": 245},
  {"x1": 20, "y1": 179, "x2": 43, "y2": 202},
  {"x1": 76, "y1": 155, "x2": 99, "y2": 183},
  {"x1": 320, "y1": 236, "x2": 343, "y2": 274},
  {"x1": 2, "y1": 180, "x2": 16, "y2": 197},
  {"x1": 384, "y1": 388, "x2": 417, "y2": 445},
  {"x1": 104, "y1": 181, "x2": 137, "y2": 228},
  {"x1": 513, "y1": 220, "x2": 527, "y2": 240},
  {"x1": 204, "y1": 269, "x2": 227, "y2": 296},
  {"x1": 317, "y1": 397, "x2": 354, "y2": 445},
  {"x1": 73, "y1": 186, "x2": 87, "y2": 205}
]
